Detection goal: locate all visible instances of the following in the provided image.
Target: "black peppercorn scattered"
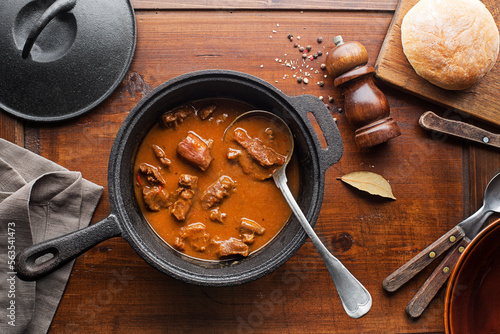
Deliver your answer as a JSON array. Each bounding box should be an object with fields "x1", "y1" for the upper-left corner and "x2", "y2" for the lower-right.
[
  {"x1": 317, "y1": 50, "x2": 323, "y2": 56},
  {"x1": 299, "y1": 46, "x2": 305, "y2": 52},
  {"x1": 317, "y1": 37, "x2": 323, "y2": 43},
  {"x1": 320, "y1": 63, "x2": 327, "y2": 70},
  {"x1": 306, "y1": 45, "x2": 312, "y2": 52}
]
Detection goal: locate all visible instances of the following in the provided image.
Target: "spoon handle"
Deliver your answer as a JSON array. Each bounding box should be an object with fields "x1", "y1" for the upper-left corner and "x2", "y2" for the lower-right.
[{"x1": 274, "y1": 172, "x2": 372, "y2": 319}]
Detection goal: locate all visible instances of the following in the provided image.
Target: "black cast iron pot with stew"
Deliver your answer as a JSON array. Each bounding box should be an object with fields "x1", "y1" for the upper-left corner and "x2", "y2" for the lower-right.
[{"x1": 15, "y1": 70, "x2": 343, "y2": 286}]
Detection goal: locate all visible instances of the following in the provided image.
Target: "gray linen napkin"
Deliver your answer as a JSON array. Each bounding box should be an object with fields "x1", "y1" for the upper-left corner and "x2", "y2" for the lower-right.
[{"x1": 0, "y1": 138, "x2": 103, "y2": 333}]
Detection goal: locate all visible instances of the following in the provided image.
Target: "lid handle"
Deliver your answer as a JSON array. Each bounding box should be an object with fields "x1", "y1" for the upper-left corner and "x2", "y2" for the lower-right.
[{"x1": 22, "y1": 0, "x2": 77, "y2": 59}]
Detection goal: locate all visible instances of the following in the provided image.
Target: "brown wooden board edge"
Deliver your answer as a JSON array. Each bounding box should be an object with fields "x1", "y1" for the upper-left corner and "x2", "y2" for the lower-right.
[
  {"x1": 131, "y1": 0, "x2": 399, "y2": 11},
  {"x1": 374, "y1": 0, "x2": 500, "y2": 128}
]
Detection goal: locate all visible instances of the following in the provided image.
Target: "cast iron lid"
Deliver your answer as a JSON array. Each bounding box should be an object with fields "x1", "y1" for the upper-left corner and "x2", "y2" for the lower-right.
[{"x1": 0, "y1": 0, "x2": 136, "y2": 122}]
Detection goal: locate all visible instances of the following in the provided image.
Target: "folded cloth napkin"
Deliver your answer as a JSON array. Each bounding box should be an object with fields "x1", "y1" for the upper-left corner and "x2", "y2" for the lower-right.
[{"x1": 0, "y1": 138, "x2": 103, "y2": 334}]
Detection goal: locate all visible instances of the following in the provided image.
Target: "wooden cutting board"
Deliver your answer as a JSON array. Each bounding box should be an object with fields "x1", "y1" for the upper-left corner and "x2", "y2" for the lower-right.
[{"x1": 374, "y1": 0, "x2": 500, "y2": 126}]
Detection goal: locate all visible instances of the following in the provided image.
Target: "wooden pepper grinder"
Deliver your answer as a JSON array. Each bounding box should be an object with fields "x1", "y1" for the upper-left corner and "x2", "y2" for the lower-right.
[{"x1": 326, "y1": 36, "x2": 401, "y2": 148}]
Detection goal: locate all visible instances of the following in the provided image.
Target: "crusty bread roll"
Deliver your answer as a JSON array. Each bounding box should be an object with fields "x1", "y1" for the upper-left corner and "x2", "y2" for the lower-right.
[{"x1": 401, "y1": 0, "x2": 499, "y2": 90}]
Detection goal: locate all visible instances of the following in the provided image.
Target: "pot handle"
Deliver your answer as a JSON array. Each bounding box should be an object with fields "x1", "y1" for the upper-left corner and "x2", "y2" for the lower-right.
[
  {"x1": 22, "y1": 0, "x2": 77, "y2": 58},
  {"x1": 288, "y1": 95, "x2": 343, "y2": 170},
  {"x1": 15, "y1": 214, "x2": 122, "y2": 281}
]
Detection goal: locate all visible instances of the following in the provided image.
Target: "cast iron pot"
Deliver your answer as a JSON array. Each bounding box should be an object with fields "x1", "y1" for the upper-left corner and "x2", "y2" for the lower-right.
[{"x1": 16, "y1": 70, "x2": 343, "y2": 286}]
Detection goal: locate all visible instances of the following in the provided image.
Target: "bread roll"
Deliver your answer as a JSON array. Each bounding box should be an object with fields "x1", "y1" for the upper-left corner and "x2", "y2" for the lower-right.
[{"x1": 401, "y1": 0, "x2": 499, "y2": 90}]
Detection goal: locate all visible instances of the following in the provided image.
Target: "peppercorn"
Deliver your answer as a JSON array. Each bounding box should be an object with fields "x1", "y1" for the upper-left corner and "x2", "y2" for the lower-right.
[
  {"x1": 287, "y1": 34, "x2": 293, "y2": 40},
  {"x1": 317, "y1": 37, "x2": 323, "y2": 43},
  {"x1": 320, "y1": 63, "x2": 327, "y2": 70},
  {"x1": 306, "y1": 45, "x2": 312, "y2": 52},
  {"x1": 294, "y1": 43, "x2": 298, "y2": 48},
  {"x1": 302, "y1": 53, "x2": 307, "y2": 59},
  {"x1": 317, "y1": 50, "x2": 323, "y2": 56},
  {"x1": 313, "y1": 53, "x2": 318, "y2": 59},
  {"x1": 299, "y1": 46, "x2": 305, "y2": 52},
  {"x1": 318, "y1": 81, "x2": 324, "y2": 87},
  {"x1": 297, "y1": 77, "x2": 303, "y2": 83},
  {"x1": 303, "y1": 78, "x2": 309, "y2": 84}
]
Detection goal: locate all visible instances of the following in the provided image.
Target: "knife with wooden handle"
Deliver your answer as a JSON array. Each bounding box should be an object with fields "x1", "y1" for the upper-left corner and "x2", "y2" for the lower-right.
[
  {"x1": 419, "y1": 111, "x2": 500, "y2": 148},
  {"x1": 382, "y1": 226, "x2": 465, "y2": 292},
  {"x1": 405, "y1": 238, "x2": 470, "y2": 318}
]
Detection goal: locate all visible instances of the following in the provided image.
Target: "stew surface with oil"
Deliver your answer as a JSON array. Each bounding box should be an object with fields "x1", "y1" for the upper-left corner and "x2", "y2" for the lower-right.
[{"x1": 134, "y1": 99, "x2": 299, "y2": 261}]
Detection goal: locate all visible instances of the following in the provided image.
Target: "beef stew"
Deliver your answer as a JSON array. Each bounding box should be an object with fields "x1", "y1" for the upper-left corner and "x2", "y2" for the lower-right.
[{"x1": 134, "y1": 98, "x2": 299, "y2": 261}]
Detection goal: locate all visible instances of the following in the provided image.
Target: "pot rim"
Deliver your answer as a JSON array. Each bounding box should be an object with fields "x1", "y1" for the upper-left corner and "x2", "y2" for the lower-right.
[{"x1": 108, "y1": 69, "x2": 342, "y2": 286}]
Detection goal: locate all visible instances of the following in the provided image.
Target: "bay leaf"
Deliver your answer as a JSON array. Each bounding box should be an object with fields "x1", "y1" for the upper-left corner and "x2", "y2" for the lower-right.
[{"x1": 339, "y1": 171, "x2": 396, "y2": 200}]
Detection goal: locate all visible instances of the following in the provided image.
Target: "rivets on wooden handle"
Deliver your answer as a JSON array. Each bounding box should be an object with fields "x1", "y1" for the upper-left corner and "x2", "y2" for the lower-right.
[
  {"x1": 429, "y1": 251, "x2": 436, "y2": 258},
  {"x1": 458, "y1": 246, "x2": 465, "y2": 253},
  {"x1": 443, "y1": 267, "x2": 450, "y2": 274},
  {"x1": 449, "y1": 236, "x2": 456, "y2": 243}
]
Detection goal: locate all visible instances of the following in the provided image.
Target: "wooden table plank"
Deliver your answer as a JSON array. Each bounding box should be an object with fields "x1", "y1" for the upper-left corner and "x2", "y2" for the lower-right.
[
  {"x1": 131, "y1": 0, "x2": 399, "y2": 11},
  {"x1": 0, "y1": 112, "x2": 23, "y2": 146}
]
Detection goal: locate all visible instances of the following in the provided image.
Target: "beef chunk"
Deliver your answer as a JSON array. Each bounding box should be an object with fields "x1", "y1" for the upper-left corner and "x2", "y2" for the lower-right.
[
  {"x1": 239, "y1": 218, "x2": 265, "y2": 244},
  {"x1": 170, "y1": 189, "x2": 195, "y2": 221},
  {"x1": 178, "y1": 222, "x2": 210, "y2": 252},
  {"x1": 201, "y1": 175, "x2": 235, "y2": 210},
  {"x1": 209, "y1": 208, "x2": 226, "y2": 224},
  {"x1": 161, "y1": 105, "x2": 194, "y2": 129},
  {"x1": 198, "y1": 104, "x2": 217, "y2": 120},
  {"x1": 227, "y1": 148, "x2": 242, "y2": 160},
  {"x1": 152, "y1": 144, "x2": 171, "y2": 167},
  {"x1": 177, "y1": 132, "x2": 213, "y2": 171},
  {"x1": 230, "y1": 152, "x2": 273, "y2": 181},
  {"x1": 138, "y1": 163, "x2": 166, "y2": 185},
  {"x1": 170, "y1": 174, "x2": 199, "y2": 221},
  {"x1": 233, "y1": 128, "x2": 285, "y2": 167},
  {"x1": 173, "y1": 237, "x2": 185, "y2": 251},
  {"x1": 212, "y1": 237, "x2": 249, "y2": 257},
  {"x1": 178, "y1": 174, "x2": 198, "y2": 189},
  {"x1": 142, "y1": 186, "x2": 171, "y2": 211}
]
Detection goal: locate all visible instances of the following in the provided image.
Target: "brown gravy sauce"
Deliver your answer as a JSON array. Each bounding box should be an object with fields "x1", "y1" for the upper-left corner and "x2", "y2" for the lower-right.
[{"x1": 133, "y1": 98, "x2": 300, "y2": 261}]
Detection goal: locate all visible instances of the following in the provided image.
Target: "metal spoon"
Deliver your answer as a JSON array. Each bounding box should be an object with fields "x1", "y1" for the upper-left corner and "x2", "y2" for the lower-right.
[
  {"x1": 225, "y1": 110, "x2": 372, "y2": 318},
  {"x1": 383, "y1": 171, "x2": 500, "y2": 316}
]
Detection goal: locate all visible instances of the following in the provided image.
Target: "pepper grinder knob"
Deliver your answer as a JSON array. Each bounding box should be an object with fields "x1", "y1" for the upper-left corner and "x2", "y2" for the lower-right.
[{"x1": 326, "y1": 36, "x2": 401, "y2": 148}]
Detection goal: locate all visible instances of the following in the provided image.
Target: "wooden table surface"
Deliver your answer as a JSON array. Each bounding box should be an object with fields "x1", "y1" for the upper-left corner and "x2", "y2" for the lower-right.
[{"x1": 2, "y1": 1, "x2": 500, "y2": 333}]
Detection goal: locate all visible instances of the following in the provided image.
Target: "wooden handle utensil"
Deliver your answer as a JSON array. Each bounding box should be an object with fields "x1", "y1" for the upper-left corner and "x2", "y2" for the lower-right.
[
  {"x1": 382, "y1": 226, "x2": 465, "y2": 292},
  {"x1": 405, "y1": 238, "x2": 469, "y2": 318},
  {"x1": 419, "y1": 111, "x2": 500, "y2": 149},
  {"x1": 385, "y1": 171, "x2": 500, "y2": 317}
]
